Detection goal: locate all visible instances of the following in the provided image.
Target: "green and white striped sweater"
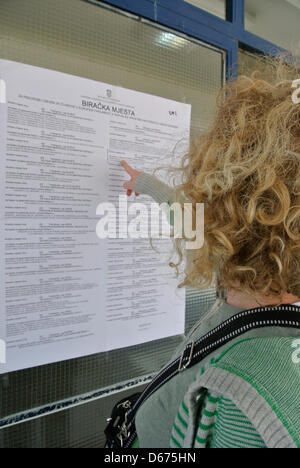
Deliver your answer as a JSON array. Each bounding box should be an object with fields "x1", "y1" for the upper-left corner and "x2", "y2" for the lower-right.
[
  {"x1": 169, "y1": 336, "x2": 300, "y2": 449},
  {"x1": 171, "y1": 392, "x2": 266, "y2": 448},
  {"x1": 132, "y1": 173, "x2": 300, "y2": 449}
]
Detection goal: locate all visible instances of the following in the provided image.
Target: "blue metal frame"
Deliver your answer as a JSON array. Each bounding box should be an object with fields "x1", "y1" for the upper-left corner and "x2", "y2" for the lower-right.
[{"x1": 96, "y1": 0, "x2": 288, "y2": 80}]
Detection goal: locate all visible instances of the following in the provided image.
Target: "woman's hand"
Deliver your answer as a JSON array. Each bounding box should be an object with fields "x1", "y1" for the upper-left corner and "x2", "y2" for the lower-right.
[{"x1": 121, "y1": 160, "x2": 143, "y2": 197}]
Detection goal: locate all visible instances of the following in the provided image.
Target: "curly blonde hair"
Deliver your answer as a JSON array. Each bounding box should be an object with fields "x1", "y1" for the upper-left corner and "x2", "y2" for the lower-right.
[{"x1": 176, "y1": 53, "x2": 300, "y2": 300}]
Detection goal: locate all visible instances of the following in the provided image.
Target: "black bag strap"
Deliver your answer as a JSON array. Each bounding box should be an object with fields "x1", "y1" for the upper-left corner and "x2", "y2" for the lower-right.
[{"x1": 108, "y1": 304, "x2": 300, "y2": 448}]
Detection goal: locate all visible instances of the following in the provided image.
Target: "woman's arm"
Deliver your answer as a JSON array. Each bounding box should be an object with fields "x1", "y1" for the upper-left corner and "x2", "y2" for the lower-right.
[
  {"x1": 133, "y1": 172, "x2": 176, "y2": 206},
  {"x1": 122, "y1": 160, "x2": 190, "y2": 228},
  {"x1": 170, "y1": 392, "x2": 267, "y2": 449},
  {"x1": 121, "y1": 160, "x2": 188, "y2": 206}
]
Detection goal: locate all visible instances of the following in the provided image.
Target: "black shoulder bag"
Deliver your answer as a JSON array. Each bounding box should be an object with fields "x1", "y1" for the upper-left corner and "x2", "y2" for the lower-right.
[{"x1": 104, "y1": 304, "x2": 300, "y2": 448}]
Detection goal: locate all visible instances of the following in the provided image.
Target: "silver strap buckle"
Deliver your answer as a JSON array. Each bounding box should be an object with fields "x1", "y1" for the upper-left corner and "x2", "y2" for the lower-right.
[
  {"x1": 117, "y1": 412, "x2": 129, "y2": 448},
  {"x1": 178, "y1": 342, "x2": 195, "y2": 372}
]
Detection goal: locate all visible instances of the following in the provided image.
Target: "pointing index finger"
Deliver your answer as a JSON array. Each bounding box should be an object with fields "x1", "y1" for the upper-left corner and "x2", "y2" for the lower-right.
[{"x1": 121, "y1": 160, "x2": 133, "y2": 175}]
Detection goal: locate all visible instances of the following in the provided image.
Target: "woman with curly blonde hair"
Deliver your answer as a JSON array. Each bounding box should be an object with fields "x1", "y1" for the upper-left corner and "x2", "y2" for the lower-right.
[{"x1": 121, "y1": 54, "x2": 300, "y2": 449}]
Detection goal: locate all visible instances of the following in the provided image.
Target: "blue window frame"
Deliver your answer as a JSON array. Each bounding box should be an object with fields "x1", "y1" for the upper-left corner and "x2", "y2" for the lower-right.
[{"x1": 95, "y1": 0, "x2": 288, "y2": 80}]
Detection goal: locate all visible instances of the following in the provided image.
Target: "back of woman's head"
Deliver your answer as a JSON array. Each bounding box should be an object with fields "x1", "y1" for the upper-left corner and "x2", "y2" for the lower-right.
[{"x1": 179, "y1": 53, "x2": 300, "y2": 300}]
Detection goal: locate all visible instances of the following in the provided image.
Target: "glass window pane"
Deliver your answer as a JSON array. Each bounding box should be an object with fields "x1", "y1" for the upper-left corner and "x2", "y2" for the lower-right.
[
  {"x1": 245, "y1": 0, "x2": 300, "y2": 51},
  {"x1": 184, "y1": 0, "x2": 226, "y2": 19},
  {"x1": 239, "y1": 49, "x2": 300, "y2": 90},
  {"x1": 239, "y1": 49, "x2": 275, "y2": 80}
]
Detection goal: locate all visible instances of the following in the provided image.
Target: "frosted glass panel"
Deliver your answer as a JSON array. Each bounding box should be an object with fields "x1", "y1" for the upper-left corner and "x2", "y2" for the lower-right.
[
  {"x1": 245, "y1": 0, "x2": 300, "y2": 51},
  {"x1": 0, "y1": 0, "x2": 224, "y2": 447}
]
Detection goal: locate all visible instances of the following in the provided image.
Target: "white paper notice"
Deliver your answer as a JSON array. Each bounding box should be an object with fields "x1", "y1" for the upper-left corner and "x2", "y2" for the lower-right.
[{"x1": 0, "y1": 59, "x2": 191, "y2": 373}]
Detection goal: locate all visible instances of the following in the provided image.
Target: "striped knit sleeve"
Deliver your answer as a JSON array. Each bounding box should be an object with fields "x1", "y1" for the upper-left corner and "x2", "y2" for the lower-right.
[
  {"x1": 209, "y1": 396, "x2": 266, "y2": 448},
  {"x1": 169, "y1": 399, "x2": 190, "y2": 449},
  {"x1": 133, "y1": 173, "x2": 190, "y2": 227},
  {"x1": 133, "y1": 173, "x2": 175, "y2": 206},
  {"x1": 133, "y1": 173, "x2": 189, "y2": 205},
  {"x1": 170, "y1": 391, "x2": 266, "y2": 449}
]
